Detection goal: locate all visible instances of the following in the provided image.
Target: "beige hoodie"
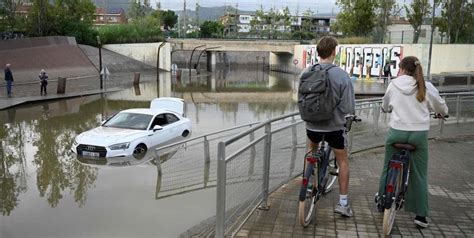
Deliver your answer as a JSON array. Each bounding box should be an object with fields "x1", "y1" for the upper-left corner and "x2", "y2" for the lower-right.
[{"x1": 382, "y1": 75, "x2": 448, "y2": 131}]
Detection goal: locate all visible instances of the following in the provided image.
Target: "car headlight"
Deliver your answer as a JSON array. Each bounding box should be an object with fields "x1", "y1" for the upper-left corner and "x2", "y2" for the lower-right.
[
  {"x1": 109, "y1": 142, "x2": 130, "y2": 150},
  {"x1": 73, "y1": 138, "x2": 79, "y2": 147}
]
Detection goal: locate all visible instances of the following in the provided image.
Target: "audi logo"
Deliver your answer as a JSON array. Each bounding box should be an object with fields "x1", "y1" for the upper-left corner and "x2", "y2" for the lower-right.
[{"x1": 86, "y1": 145, "x2": 95, "y2": 151}]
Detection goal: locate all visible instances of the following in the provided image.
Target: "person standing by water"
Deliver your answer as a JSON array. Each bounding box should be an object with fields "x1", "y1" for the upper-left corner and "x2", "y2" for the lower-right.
[
  {"x1": 39, "y1": 69, "x2": 48, "y2": 95},
  {"x1": 4, "y1": 63, "x2": 14, "y2": 96}
]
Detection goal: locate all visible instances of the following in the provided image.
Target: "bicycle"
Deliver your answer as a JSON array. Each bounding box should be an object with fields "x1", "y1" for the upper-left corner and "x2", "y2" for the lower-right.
[
  {"x1": 298, "y1": 115, "x2": 361, "y2": 227},
  {"x1": 378, "y1": 114, "x2": 448, "y2": 236}
]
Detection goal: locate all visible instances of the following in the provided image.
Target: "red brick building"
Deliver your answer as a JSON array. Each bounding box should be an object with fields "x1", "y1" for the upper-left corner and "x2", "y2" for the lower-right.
[{"x1": 94, "y1": 7, "x2": 127, "y2": 25}]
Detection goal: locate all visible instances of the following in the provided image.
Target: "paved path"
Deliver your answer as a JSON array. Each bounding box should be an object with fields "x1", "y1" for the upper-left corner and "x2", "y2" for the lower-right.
[
  {"x1": 0, "y1": 71, "x2": 156, "y2": 110},
  {"x1": 237, "y1": 135, "x2": 474, "y2": 237}
]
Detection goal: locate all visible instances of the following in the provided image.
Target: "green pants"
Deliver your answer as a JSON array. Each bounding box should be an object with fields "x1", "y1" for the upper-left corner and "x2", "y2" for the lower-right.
[{"x1": 378, "y1": 128, "x2": 429, "y2": 217}]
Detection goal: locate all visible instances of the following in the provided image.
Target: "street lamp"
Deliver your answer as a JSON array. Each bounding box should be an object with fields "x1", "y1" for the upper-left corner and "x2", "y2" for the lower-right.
[{"x1": 97, "y1": 35, "x2": 103, "y2": 89}]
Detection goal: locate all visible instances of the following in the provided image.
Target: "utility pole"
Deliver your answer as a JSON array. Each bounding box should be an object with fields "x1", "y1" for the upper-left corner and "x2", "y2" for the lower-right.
[
  {"x1": 196, "y1": 1, "x2": 200, "y2": 29},
  {"x1": 427, "y1": 0, "x2": 436, "y2": 81},
  {"x1": 183, "y1": 0, "x2": 187, "y2": 37}
]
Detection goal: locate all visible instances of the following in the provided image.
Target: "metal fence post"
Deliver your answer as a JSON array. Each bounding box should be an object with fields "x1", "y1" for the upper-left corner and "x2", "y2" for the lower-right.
[
  {"x1": 204, "y1": 136, "x2": 210, "y2": 164},
  {"x1": 154, "y1": 152, "x2": 162, "y2": 199},
  {"x1": 248, "y1": 132, "x2": 255, "y2": 176},
  {"x1": 216, "y1": 142, "x2": 226, "y2": 238},
  {"x1": 456, "y1": 95, "x2": 460, "y2": 124},
  {"x1": 374, "y1": 102, "x2": 380, "y2": 133},
  {"x1": 204, "y1": 136, "x2": 211, "y2": 187},
  {"x1": 292, "y1": 116, "x2": 297, "y2": 147},
  {"x1": 260, "y1": 123, "x2": 271, "y2": 210}
]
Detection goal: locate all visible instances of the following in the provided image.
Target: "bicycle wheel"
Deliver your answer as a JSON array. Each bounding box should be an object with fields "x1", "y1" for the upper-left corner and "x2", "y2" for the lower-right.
[
  {"x1": 298, "y1": 162, "x2": 318, "y2": 227},
  {"x1": 323, "y1": 146, "x2": 338, "y2": 194},
  {"x1": 382, "y1": 168, "x2": 402, "y2": 236}
]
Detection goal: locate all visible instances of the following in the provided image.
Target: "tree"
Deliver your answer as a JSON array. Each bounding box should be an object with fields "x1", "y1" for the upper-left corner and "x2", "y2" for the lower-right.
[
  {"x1": 128, "y1": 0, "x2": 146, "y2": 21},
  {"x1": 301, "y1": 9, "x2": 314, "y2": 38},
  {"x1": 27, "y1": 0, "x2": 97, "y2": 44},
  {"x1": 200, "y1": 20, "x2": 223, "y2": 38},
  {"x1": 152, "y1": 10, "x2": 178, "y2": 31},
  {"x1": 405, "y1": 0, "x2": 431, "y2": 43},
  {"x1": 436, "y1": 0, "x2": 474, "y2": 43},
  {"x1": 374, "y1": 0, "x2": 399, "y2": 43},
  {"x1": 1, "y1": 0, "x2": 25, "y2": 32},
  {"x1": 281, "y1": 6, "x2": 292, "y2": 39},
  {"x1": 250, "y1": 5, "x2": 266, "y2": 37},
  {"x1": 334, "y1": 0, "x2": 377, "y2": 37}
]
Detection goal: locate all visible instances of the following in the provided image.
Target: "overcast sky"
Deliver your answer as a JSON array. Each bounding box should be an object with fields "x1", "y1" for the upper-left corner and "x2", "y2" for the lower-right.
[
  {"x1": 156, "y1": 0, "x2": 410, "y2": 15},
  {"x1": 158, "y1": 0, "x2": 341, "y2": 14}
]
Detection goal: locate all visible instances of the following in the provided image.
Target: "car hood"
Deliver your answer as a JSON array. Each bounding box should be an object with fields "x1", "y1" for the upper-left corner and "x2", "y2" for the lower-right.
[{"x1": 76, "y1": 126, "x2": 146, "y2": 146}]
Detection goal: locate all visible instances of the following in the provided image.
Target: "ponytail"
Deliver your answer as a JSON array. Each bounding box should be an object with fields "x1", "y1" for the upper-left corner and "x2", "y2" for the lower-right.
[
  {"x1": 399, "y1": 56, "x2": 426, "y2": 102},
  {"x1": 414, "y1": 62, "x2": 426, "y2": 102}
]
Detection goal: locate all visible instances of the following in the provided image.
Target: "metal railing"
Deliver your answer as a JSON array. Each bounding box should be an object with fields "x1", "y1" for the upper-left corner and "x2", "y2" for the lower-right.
[{"x1": 215, "y1": 92, "x2": 474, "y2": 237}]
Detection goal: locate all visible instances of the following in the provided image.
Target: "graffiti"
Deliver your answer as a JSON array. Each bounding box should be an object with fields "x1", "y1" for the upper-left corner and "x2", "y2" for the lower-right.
[{"x1": 303, "y1": 45, "x2": 403, "y2": 78}]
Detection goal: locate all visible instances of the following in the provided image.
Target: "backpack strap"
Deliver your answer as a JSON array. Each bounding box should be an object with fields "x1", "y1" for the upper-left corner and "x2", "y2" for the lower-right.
[{"x1": 311, "y1": 63, "x2": 336, "y2": 72}]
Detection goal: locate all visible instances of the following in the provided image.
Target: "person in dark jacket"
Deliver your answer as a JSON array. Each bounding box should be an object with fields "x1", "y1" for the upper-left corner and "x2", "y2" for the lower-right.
[
  {"x1": 383, "y1": 61, "x2": 392, "y2": 84},
  {"x1": 4, "y1": 63, "x2": 13, "y2": 96},
  {"x1": 39, "y1": 69, "x2": 48, "y2": 95}
]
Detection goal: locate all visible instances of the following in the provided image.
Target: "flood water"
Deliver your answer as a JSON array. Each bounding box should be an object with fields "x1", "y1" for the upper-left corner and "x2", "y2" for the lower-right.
[{"x1": 0, "y1": 68, "x2": 299, "y2": 238}]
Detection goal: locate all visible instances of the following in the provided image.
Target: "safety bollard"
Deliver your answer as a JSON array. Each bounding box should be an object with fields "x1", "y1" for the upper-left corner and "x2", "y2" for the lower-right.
[{"x1": 57, "y1": 77, "x2": 66, "y2": 94}]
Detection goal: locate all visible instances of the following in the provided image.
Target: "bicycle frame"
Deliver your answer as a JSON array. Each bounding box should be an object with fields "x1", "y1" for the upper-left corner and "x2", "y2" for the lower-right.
[{"x1": 384, "y1": 149, "x2": 411, "y2": 209}]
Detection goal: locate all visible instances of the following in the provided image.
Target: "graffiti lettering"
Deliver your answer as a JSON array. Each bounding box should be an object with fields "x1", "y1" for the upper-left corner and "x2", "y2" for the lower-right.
[{"x1": 303, "y1": 45, "x2": 403, "y2": 78}]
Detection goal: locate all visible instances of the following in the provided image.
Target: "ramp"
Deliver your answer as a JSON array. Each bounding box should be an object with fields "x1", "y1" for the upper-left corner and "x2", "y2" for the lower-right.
[{"x1": 0, "y1": 36, "x2": 98, "y2": 83}]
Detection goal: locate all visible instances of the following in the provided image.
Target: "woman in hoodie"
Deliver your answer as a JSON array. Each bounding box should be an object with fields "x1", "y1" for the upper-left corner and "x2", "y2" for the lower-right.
[{"x1": 376, "y1": 56, "x2": 448, "y2": 228}]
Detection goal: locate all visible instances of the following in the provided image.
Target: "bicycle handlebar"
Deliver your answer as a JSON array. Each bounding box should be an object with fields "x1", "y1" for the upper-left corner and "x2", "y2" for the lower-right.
[
  {"x1": 345, "y1": 115, "x2": 361, "y2": 132},
  {"x1": 345, "y1": 115, "x2": 362, "y2": 122},
  {"x1": 430, "y1": 113, "x2": 449, "y2": 120}
]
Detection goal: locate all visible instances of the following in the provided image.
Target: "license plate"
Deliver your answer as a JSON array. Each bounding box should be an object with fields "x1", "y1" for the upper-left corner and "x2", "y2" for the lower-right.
[{"x1": 82, "y1": 151, "x2": 100, "y2": 157}]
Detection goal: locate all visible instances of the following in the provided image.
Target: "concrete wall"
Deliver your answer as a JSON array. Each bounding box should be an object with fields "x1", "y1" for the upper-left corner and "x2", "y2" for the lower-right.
[
  {"x1": 289, "y1": 44, "x2": 474, "y2": 77},
  {"x1": 103, "y1": 42, "x2": 171, "y2": 71},
  {"x1": 169, "y1": 39, "x2": 297, "y2": 54}
]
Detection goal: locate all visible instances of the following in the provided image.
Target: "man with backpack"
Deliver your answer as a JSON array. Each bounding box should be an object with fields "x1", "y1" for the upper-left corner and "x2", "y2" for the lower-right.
[{"x1": 298, "y1": 36, "x2": 355, "y2": 217}]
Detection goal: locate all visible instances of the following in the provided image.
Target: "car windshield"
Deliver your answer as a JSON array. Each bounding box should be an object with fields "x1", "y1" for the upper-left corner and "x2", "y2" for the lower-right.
[{"x1": 103, "y1": 112, "x2": 152, "y2": 130}]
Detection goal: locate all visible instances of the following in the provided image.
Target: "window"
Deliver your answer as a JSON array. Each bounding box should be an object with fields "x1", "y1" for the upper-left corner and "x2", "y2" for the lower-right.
[
  {"x1": 104, "y1": 113, "x2": 152, "y2": 130},
  {"x1": 166, "y1": 114, "x2": 179, "y2": 124},
  {"x1": 149, "y1": 114, "x2": 167, "y2": 130}
]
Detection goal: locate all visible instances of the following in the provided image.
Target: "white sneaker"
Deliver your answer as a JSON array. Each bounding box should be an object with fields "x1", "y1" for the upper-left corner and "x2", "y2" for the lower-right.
[{"x1": 334, "y1": 203, "x2": 353, "y2": 217}]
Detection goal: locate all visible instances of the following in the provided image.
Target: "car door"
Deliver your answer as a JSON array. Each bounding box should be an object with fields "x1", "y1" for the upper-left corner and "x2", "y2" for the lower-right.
[
  {"x1": 148, "y1": 113, "x2": 173, "y2": 147},
  {"x1": 164, "y1": 113, "x2": 182, "y2": 141}
]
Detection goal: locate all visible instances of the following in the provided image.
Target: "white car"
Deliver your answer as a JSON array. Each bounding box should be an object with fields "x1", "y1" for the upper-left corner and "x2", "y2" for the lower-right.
[{"x1": 72, "y1": 97, "x2": 191, "y2": 158}]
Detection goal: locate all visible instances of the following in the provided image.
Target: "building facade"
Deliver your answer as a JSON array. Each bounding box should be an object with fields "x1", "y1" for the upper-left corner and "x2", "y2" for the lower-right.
[
  {"x1": 94, "y1": 7, "x2": 127, "y2": 25},
  {"x1": 219, "y1": 12, "x2": 335, "y2": 38}
]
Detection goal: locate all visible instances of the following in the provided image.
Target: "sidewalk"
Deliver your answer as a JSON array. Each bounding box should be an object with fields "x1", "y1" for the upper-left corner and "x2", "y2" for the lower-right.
[
  {"x1": 237, "y1": 135, "x2": 474, "y2": 237},
  {"x1": 0, "y1": 71, "x2": 156, "y2": 110}
]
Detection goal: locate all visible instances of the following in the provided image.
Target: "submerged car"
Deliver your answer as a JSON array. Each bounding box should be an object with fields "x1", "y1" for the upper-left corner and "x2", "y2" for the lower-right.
[{"x1": 71, "y1": 97, "x2": 191, "y2": 158}]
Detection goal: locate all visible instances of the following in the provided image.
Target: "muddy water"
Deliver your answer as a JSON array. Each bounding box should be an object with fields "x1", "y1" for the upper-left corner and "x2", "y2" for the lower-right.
[{"x1": 0, "y1": 69, "x2": 298, "y2": 238}]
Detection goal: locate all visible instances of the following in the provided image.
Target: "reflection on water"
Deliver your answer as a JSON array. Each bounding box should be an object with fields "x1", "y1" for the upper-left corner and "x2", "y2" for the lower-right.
[{"x1": 0, "y1": 68, "x2": 298, "y2": 237}]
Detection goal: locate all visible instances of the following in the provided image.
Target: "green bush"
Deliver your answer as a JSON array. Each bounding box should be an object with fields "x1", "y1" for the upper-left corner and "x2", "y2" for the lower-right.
[{"x1": 97, "y1": 16, "x2": 163, "y2": 44}]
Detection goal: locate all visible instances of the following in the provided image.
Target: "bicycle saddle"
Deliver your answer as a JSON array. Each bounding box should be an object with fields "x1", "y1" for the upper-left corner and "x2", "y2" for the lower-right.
[{"x1": 393, "y1": 143, "x2": 416, "y2": 151}]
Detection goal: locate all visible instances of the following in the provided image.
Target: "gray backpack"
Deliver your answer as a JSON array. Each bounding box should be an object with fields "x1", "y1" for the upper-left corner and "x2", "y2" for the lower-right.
[{"x1": 297, "y1": 64, "x2": 338, "y2": 122}]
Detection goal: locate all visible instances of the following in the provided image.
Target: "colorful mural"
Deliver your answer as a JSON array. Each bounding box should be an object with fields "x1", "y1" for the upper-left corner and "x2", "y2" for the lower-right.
[{"x1": 303, "y1": 45, "x2": 404, "y2": 78}]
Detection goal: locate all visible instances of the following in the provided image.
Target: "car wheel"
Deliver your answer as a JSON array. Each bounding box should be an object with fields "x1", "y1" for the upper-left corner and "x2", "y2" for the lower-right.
[
  {"x1": 182, "y1": 130, "x2": 190, "y2": 137},
  {"x1": 133, "y1": 144, "x2": 147, "y2": 159}
]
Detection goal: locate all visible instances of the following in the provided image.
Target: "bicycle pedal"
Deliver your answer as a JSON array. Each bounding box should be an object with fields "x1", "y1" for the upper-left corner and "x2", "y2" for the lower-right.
[{"x1": 328, "y1": 166, "x2": 339, "y2": 176}]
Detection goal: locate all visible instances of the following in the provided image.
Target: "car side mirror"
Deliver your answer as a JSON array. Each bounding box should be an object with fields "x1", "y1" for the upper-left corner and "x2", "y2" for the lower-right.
[
  {"x1": 101, "y1": 120, "x2": 106, "y2": 126},
  {"x1": 153, "y1": 125, "x2": 163, "y2": 132}
]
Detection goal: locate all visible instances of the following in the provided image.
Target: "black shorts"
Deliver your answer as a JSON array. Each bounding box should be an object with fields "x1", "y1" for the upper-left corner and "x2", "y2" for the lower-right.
[{"x1": 306, "y1": 129, "x2": 346, "y2": 150}]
